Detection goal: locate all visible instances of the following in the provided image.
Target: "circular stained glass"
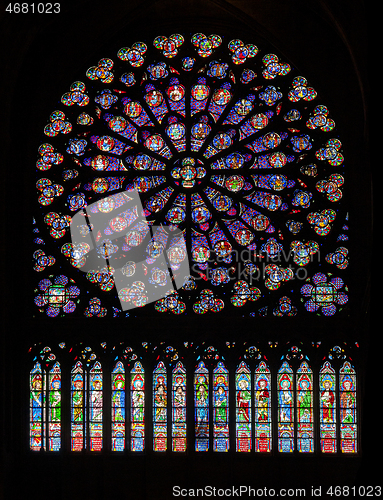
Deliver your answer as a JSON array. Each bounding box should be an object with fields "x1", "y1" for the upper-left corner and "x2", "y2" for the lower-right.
[{"x1": 33, "y1": 32, "x2": 348, "y2": 318}]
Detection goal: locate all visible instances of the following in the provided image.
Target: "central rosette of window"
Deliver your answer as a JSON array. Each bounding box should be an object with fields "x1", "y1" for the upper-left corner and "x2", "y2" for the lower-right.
[{"x1": 171, "y1": 157, "x2": 206, "y2": 188}]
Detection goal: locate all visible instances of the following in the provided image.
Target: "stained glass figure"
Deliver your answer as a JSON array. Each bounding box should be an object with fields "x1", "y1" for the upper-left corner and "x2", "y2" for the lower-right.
[
  {"x1": 296, "y1": 361, "x2": 313, "y2": 452},
  {"x1": 319, "y1": 361, "x2": 337, "y2": 453},
  {"x1": 278, "y1": 361, "x2": 294, "y2": 452},
  {"x1": 153, "y1": 361, "x2": 167, "y2": 451},
  {"x1": 172, "y1": 361, "x2": 187, "y2": 452},
  {"x1": 213, "y1": 361, "x2": 229, "y2": 451},
  {"x1": 71, "y1": 361, "x2": 85, "y2": 451},
  {"x1": 111, "y1": 361, "x2": 126, "y2": 451},
  {"x1": 30, "y1": 362, "x2": 45, "y2": 450},
  {"x1": 236, "y1": 361, "x2": 251, "y2": 452},
  {"x1": 131, "y1": 361, "x2": 145, "y2": 451},
  {"x1": 48, "y1": 362, "x2": 61, "y2": 451},
  {"x1": 89, "y1": 361, "x2": 103, "y2": 451},
  {"x1": 33, "y1": 33, "x2": 348, "y2": 319},
  {"x1": 255, "y1": 361, "x2": 272, "y2": 452},
  {"x1": 194, "y1": 361, "x2": 209, "y2": 451},
  {"x1": 339, "y1": 361, "x2": 357, "y2": 453}
]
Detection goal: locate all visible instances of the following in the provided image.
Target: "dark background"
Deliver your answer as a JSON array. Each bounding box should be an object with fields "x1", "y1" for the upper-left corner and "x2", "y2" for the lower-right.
[{"x1": 1, "y1": 0, "x2": 374, "y2": 498}]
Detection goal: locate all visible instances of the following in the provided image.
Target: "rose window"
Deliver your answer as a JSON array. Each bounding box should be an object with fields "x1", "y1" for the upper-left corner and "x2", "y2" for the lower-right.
[{"x1": 33, "y1": 33, "x2": 349, "y2": 318}]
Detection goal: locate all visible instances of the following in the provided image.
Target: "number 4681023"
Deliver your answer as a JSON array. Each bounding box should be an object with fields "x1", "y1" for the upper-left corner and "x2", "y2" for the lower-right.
[{"x1": 5, "y1": 3, "x2": 60, "y2": 13}]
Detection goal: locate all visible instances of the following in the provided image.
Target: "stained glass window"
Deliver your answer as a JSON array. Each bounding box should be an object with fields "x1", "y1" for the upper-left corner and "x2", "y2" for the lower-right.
[
  {"x1": 70, "y1": 358, "x2": 103, "y2": 451},
  {"x1": 28, "y1": 342, "x2": 359, "y2": 454},
  {"x1": 296, "y1": 361, "x2": 313, "y2": 452},
  {"x1": 30, "y1": 347, "x2": 62, "y2": 451},
  {"x1": 89, "y1": 361, "x2": 103, "y2": 451},
  {"x1": 29, "y1": 30, "x2": 358, "y2": 462},
  {"x1": 255, "y1": 360, "x2": 272, "y2": 452},
  {"x1": 194, "y1": 361, "x2": 209, "y2": 451},
  {"x1": 319, "y1": 361, "x2": 337, "y2": 453},
  {"x1": 153, "y1": 361, "x2": 167, "y2": 451},
  {"x1": 172, "y1": 361, "x2": 187, "y2": 452},
  {"x1": 30, "y1": 362, "x2": 45, "y2": 451},
  {"x1": 278, "y1": 361, "x2": 294, "y2": 452},
  {"x1": 213, "y1": 361, "x2": 229, "y2": 451},
  {"x1": 33, "y1": 32, "x2": 349, "y2": 320},
  {"x1": 236, "y1": 361, "x2": 251, "y2": 452},
  {"x1": 131, "y1": 361, "x2": 145, "y2": 451},
  {"x1": 111, "y1": 361, "x2": 126, "y2": 451},
  {"x1": 48, "y1": 362, "x2": 62, "y2": 451},
  {"x1": 339, "y1": 361, "x2": 357, "y2": 453},
  {"x1": 71, "y1": 361, "x2": 85, "y2": 451}
]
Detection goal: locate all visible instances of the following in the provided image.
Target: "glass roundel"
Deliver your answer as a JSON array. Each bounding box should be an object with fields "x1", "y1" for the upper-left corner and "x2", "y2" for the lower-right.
[{"x1": 33, "y1": 33, "x2": 349, "y2": 318}]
